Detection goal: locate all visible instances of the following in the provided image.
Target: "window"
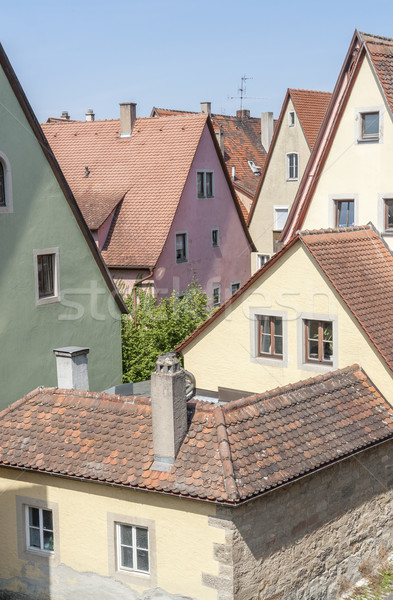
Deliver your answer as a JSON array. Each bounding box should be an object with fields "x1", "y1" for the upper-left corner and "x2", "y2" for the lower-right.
[
  {"x1": 257, "y1": 254, "x2": 270, "y2": 269},
  {"x1": 361, "y1": 112, "x2": 379, "y2": 140},
  {"x1": 335, "y1": 200, "x2": 354, "y2": 228},
  {"x1": 175, "y1": 233, "x2": 188, "y2": 264},
  {"x1": 0, "y1": 152, "x2": 13, "y2": 213},
  {"x1": 0, "y1": 162, "x2": 5, "y2": 206},
  {"x1": 288, "y1": 111, "x2": 295, "y2": 127},
  {"x1": 274, "y1": 207, "x2": 289, "y2": 231},
  {"x1": 304, "y1": 320, "x2": 333, "y2": 365},
  {"x1": 287, "y1": 153, "x2": 298, "y2": 180},
  {"x1": 384, "y1": 199, "x2": 393, "y2": 232},
  {"x1": 231, "y1": 282, "x2": 241, "y2": 295},
  {"x1": 211, "y1": 228, "x2": 219, "y2": 248},
  {"x1": 355, "y1": 107, "x2": 382, "y2": 143},
  {"x1": 197, "y1": 171, "x2": 214, "y2": 198},
  {"x1": 33, "y1": 248, "x2": 60, "y2": 305},
  {"x1": 258, "y1": 316, "x2": 283, "y2": 358},
  {"x1": 212, "y1": 285, "x2": 221, "y2": 306},
  {"x1": 116, "y1": 523, "x2": 149, "y2": 574},
  {"x1": 26, "y1": 506, "x2": 54, "y2": 553}
]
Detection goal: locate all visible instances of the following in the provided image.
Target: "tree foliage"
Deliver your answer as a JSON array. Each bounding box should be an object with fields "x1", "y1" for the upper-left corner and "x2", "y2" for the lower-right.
[{"x1": 121, "y1": 280, "x2": 212, "y2": 383}]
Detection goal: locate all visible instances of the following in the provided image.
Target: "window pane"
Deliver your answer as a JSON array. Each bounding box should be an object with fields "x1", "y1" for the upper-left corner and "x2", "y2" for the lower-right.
[
  {"x1": 0, "y1": 162, "x2": 5, "y2": 207},
  {"x1": 197, "y1": 172, "x2": 204, "y2": 197},
  {"x1": 43, "y1": 510, "x2": 53, "y2": 531},
  {"x1": 308, "y1": 340, "x2": 319, "y2": 359},
  {"x1": 136, "y1": 527, "x2": 148, "y2": 550},
  {"x1": 38, "y1": 254, "x2": 54, "y2": 297},
  {"x1": 29, "y1": 527, "x2": 41, "y2": 548},
  {"x1": 363, "y1": 112, "x2": 379, "y2": 136},
  {"x1": 137, "y1": 549, "x2": 149, "y2": 572},
  {"x1": 275, "y1": 208, "x2": 289, "y2": 230},
  {"x1": 261, "y1": 333, "x2": 271, "y2": 354},
  {"x1": 206, "y1": 173, "x2": 213, "y2": 197},
  {"x1": 323, "y1": 341, "x2": 333, "y2": 361},
  {"x1": 273, "y1": 317, "x2": 282, "y2": 336},
  {"x1": 274, "y1": 336, "x2": 283, "y2": 355},
  {"x1": 261, "y1": 316, "x2": 271, "y2": 335},
  {"x1": 308, "y1": 321, "x2": 319, "y2": 340},
  {"x1": 386, "y1": 200, "x2": 393, "y2": 229},
  {"x1": 121, "y1": 546, "x2": 133, "y2": 569},
  {"x1": 322, "y1": 322, "x2": 333, "y2": 341},
  {"x1": 29, "y1": 507, "x2": 40, "y2": 528},
  {"x1": 43, "y1": 531, "x2": 54, "y2": 551},
  {"x1": 121, "y1": 525, "x2": 133, "y2": 547},
  {"x1": 337, "y1": 201, "x2": 354, "y2": 228}
]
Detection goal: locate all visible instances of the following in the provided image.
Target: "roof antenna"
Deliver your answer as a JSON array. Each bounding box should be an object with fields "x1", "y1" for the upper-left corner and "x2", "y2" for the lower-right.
[{"x1": 228, "y1": 76, "x2": 253, "y2": 120}]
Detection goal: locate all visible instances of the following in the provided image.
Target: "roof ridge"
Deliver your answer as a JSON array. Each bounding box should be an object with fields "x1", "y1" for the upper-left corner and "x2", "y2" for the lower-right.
[
  {"x1": 289, "y1": 88, "x2": 332, "y2": 95},
  {"x1": 47, "y1": 387, "x2": 151, "y2": 406},
  {"x1": 298, "y1": 225, "x2": 371, "y2": 236},
  {"x1": 360, "y1": 31, "x2": 393, "y2": 44},
  {"x1": 213, "y1": 405, "x2": 239, "y2": 501}
]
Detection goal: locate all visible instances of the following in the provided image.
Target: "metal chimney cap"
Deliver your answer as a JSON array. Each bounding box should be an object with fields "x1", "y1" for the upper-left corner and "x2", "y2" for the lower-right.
[{"x1": 53, "y1": 346, "x2": 90, "y2": 358}]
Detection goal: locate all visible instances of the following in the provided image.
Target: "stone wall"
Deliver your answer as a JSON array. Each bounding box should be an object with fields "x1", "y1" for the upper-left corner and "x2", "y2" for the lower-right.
[{"x1": 213, "y1": 441, "x2": 393, "y2": 600}]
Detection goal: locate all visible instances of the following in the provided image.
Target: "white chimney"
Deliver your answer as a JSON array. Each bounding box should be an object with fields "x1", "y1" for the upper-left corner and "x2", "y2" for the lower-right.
[
  {"x1": 85, "y1": 109, "x2": 95, "y2": 122},
  {"x1": 119, "y1": 102, "x2": 137, "y2": 137},
  {"x1": 151, "y1": 353, "x2": 187, "y2": 471},
  {"x1": 232, "y1": 166, "x2": 236, "y2": 181},
  {"x1": 53, "y1": 347, "x2": 90, "y2": 390},
  {"x1": 200, "y1": 101, "x2": 211, "y2": 117},
  {"x1": 215, "y1": 126, "x2": 224, "y2": 154},
  {"x1": 261, "y1": 112, "x2": 274, "y2": 152}
]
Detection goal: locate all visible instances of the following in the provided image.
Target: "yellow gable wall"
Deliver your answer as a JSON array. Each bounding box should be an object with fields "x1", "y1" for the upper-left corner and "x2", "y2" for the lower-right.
[
  {"x1": 183, "y1": 243, "x2": 393, "y2": 404},
  {"x1": 0, "y1": 468, "x2": 224, "y2": 599},
  {"x1": 303, "y1": 54, "x2": 393, "y2": 245},
  {"x1": 250, "y1": 97, "x2": 310, "y2": 261}
]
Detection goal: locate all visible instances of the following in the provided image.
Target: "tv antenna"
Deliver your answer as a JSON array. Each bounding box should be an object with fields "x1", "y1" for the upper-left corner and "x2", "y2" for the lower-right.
[{"x1": 228, "y1": 76, "x2": 264, "y2": 116}]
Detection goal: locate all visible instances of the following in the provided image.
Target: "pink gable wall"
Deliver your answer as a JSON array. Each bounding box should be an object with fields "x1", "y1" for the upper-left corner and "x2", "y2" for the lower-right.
[{"x1": 154, "y1": 124, "x2": 252, "y2": 304}]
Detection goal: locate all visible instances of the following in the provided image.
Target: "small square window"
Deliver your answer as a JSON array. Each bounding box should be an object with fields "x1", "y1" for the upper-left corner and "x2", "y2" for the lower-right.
[
  {"x1": 231, "y1": 282, "x2": 240, "y2": 295},
  {"x1": 304, "y1": 320, "x2": 333, "y2": 365},
  {"x1": 287, "y1": 153, "x2": 298, "y2": 180},
  {"x1": 197, "y1": 171, "x2": 214, "y2": 198},
  {"x1": 274, "y1": 207, "x2": 289, "y2": 231},
  {"x1": 26, "y1": 506, "x2": 54, "y2": 553},
  {"x1": 335, "y1": 200, "x2": 354, "y2": 228},
  {"x1": 361, "y1": 112, "x2": 379, "y2": 140},
  {"x1": 33, "y1": 248, "x2": 60, "y2": 305},
  {"x1": 212, "y1": 286, "x2": 221, "y2": 306},
  {"x1": 258, "y1": 316, "x2": 283, "y2": 358},
  {"x1": 212, "y1": 229, "x2": 219, "y2": 248},
  {"x1": 116, "y1": 523, "x2": 149, "y2": 574},
  {"x1": 288, "y1": 111, "x2": 295, "y2": 127},
  {"x1": 256, "y1": 254, "x2": 270, "y2": 269},
  {"x1": 175, "y1": 233, "x2": 188, "y2": 264}
]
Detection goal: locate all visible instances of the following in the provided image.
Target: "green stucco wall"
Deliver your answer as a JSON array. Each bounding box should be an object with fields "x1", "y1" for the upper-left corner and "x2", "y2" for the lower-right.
[{"x1": 0, "y1": 65, "x2": 122, "y2": 408}]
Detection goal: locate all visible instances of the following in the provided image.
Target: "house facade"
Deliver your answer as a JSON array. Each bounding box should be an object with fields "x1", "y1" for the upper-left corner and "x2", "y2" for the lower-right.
[
  {"x1": 282, "y1": 31, "x2": 393, "y2": 247},
  {"x1": 0, "y1": 44, "x2": 126, "y2": 408},
  {"x1": 42, "y1": 112, "x2": 255, "y2": 304},
  {"x1": 248, "y1": 89, "x2": 331, "y2": 268}
]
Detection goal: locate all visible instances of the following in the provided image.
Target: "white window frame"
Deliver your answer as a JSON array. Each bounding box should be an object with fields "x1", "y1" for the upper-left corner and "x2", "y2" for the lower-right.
[
  {"x1": 249, "y1": 308, "x2": 288, "y2": 367},
  {"x1": 175, "y1": 232, "x2": 188, "y2": 264},
  {"x1": 288, "y1": 111, "x2": 295, "y2": 127},
  {"x1": 25, "y1": 506, "x2": 54, "y2": 554},
  {"x1": 256, "y1": 254, "x2": 270, "y2": 269},
  {"x1": 16, "y1": 496, "x2": 60, "y2": 565},
  {"x1": 286, "y1": 153, "x2": 298, "y2": 181},
  {"x1": 273, "y1": 206, "x2": 289, "y2": 231},
  {"x1": 378, "y1": 194, "x2": 393, "y2": 236},
  {"x1": 354, "y1": 106, "x2": 383, "y2": 144},
  {"x1": 197, "y1": 170, "x2": 214, "y2": 198},
  {"x1": 116, "y1": 523, "x2": 149, "y2": 574},
  {"x1": 33, "y1": 247, "x2": 60, "y2": 306},
  {"x1": 0, "y1": 151, "x2": 13, "y2": 214},
  {"x1": 328, "y1": 194, "x2": 358, "y2": 228},
  {"x1": 231, "y1": 282, "x2": 241, "y2": 295},
  {"x1": 212, "y1": 285, "x2": 221, "y2": 306},
  {"x1": 297, "y1": 312, "x2": 338, "y2": 373},
  {"x1": 211, "y1": 228, "x2": 219, "y2": 248}
]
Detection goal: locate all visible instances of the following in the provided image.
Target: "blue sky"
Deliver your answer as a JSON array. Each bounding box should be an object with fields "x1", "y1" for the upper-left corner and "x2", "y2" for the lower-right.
[{"x1": 2, "y1": 0, "x2": 393, "y2": 123}]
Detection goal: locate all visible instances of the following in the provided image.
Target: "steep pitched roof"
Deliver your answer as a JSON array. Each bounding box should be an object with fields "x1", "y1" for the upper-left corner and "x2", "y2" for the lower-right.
[
  {"x1": 0, "y1": 44, "x2": 126, "y2": 314},
  {"x1": 178, "y1": 226, "x2": 393, "y2": 375},
  {"x1": 360, "y1": 32, "x2": 393, "y2": 113},
  {"x1": 152, "y1": 106, "x2": 267, "y2": 198},
  {"x1": 0, "y1": 366, "x2": 391, "y2": 504},
  {"x1": 248, "y1": 89, "x2": 331, "y2": 225}
]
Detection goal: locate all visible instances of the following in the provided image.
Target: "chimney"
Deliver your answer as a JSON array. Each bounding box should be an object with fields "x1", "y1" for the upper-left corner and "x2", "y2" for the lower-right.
[
  {"x1": 232, "y1": 166, "x2": 236, "y2": 181},
  {"x1": 261, "y1": 112, "x2": 274, "y2": 152},
  {"x1": 215, "y1": 126, "x2": 225, "y2": 154},
  {"x1": 200, "y1": 101, "x2": 211, "y2": 117},
  {"x1": 119, "y1": 102, "x2": 137, "y2": 137},
  {"x1": 85, "y1": 109, "x2": 95, "y2": 122},
  {"x1": 53, "y1": 346, "x2": 90, "y2": 390},
  {"x1": 236, "y1": 109, "x2": 250, "y2": 120},
  {"x1": 151, "y1": 353, "x2": 187, "y2": 471},
  {"x1": 61, "y1": 111, "x2": 70, "y2": 121}
]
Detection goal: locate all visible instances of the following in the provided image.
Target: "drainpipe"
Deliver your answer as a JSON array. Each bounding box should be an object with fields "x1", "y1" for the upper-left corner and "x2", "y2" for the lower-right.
[{"x1": 133, "y1": 268, "x2": 154, "y2": 327}]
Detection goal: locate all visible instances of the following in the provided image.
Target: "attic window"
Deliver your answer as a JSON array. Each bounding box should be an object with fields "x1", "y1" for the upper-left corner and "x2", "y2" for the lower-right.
[
  {"x1": 197, "y1": 171, "x2": 214, "y2": 198},
  {"x1": 356, "y1": 108, "x2": 382, "y2": 143},
  {"x1": 288, "y1": 111, "x2": 295, "y2": 127},
  {"x1": 361, "y1": 112, "x2": 379, "y2": 140}
]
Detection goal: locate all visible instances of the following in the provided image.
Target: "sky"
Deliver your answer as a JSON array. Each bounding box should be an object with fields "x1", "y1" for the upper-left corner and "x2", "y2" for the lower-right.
[{"x1": 1, "y1": 0, "x2": 393, "y2": 123}]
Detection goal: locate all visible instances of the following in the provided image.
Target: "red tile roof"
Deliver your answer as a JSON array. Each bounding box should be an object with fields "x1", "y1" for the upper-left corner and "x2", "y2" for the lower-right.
[
  {"x1": 152, "y1": 107, "x2": 267, "y2": 198},
  {"x1": 360, "y1": 32, "x2": 393, "y2": 113},
  {"x1": 289, "y1": 89, "x2": 332, "y2": 150},
  {"x1": 0, "y1": 366, "x2": 391, "y2": 504}
]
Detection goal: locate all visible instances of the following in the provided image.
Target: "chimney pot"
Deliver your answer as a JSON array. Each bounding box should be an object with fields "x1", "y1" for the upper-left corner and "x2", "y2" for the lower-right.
[
  {"x1": 85, "y1": 109, "x2": 95, "y2": 122},
  {"x1": 119, "y1": 102, "x2": 137, "y2": 137},
  {"x1": 61, "y1": 111, "x2": 70, "y2": 121},
  {"x1": 261, "y1": 112, "x2": 274, "y2": 152},
  {"x1": 53, "y1": 346, "x2": 90, "y2": 390},
  {"x1": 236, "y1": 109, "x2": 250, "y2": 119},
  {"x1": 200, "y1": 101, "x2": 211, "y2": 117},
  {"x1": 150, "y1": 352, "x2": 187, "y2": 471}
]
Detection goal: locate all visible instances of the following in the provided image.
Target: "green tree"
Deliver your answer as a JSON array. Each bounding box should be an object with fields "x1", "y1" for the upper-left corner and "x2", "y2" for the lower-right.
[{"x1": 121, "y1": 280, "x2": 212, "y2": 383}]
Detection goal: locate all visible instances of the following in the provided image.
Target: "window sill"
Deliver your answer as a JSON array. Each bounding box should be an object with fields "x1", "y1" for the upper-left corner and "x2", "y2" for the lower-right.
[
  {"x1": 251, "y1": 355, "x2": 287, "y2": 368},
  {"x1": 286, "y1": 178, "x2": 298, "y2": 182},
  {"x1": 36, "y1": 295, "x2": 60, "y2": 306},
  {"x1": 301, "y1": 361, "x2": 335, "y2": 374},
  {"x1": 382, "y1": 231, "x2": 393, "y2": 237},
  {"x1": 357, "y1": 137, "x2": 379, "y2": 144},
  {"x1": 175, "y1": 260, "x2": 188, "y2": 265}
]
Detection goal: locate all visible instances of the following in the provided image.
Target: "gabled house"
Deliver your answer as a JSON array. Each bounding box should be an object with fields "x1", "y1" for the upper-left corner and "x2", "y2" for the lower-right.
[
  {"x1": 42, "y1": 109, "x2": 255, "y2": 303},
  {"x1": 0, "y1": 44, "x2": 126, "y2": 408},
  {"x1": 247, "y1": 89, "x2": 331, "y2": 268},
  {"x1": 282, "y1": 30, "x2": 393, "y2": 247},
  {"x1": 151, "y1": 103, "x2": 272, "y2": 215},
  {"x1": 1, "y1": 352, "x2": 393, "y2": 599},
  {"x1": 177, "y1": 226, "x2": 393, "y2": 407}
]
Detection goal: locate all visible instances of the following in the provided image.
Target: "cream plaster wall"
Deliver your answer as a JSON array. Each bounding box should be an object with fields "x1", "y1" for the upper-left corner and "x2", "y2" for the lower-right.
[
  {"x1": 183, "y1": 243, "x2": 393, "y2": 405},
  {"x1": 249, "y1": 98, "x2": 310, "y2": 259},
  {"x1": 303, "y1": 54, "x2": 393, "y2": 246},
  {"x1": 0, "y1": 469, "x2": 224, "y2": 599}
]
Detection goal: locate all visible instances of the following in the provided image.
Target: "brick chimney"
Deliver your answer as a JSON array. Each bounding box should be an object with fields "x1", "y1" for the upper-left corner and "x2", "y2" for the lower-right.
[
  {"x1": 119, "y1": 102, "x2": 137, "y2": 137},
  {"x1": 200, "y1": 102, "x2": 211, "y2": 117},
  {"x1": 53, "y1": 347, "x2": 90, "y2": 390},
  {"x1": 151, "y1": 353, "x2": 187, "y2": 471},
  {"x1": 61, "y1": 111, "x2": 70, "y2": 121},
  {"x1": 215, "y1": 126, "x2": 225, "y2": 154},
  {"x1": 261, "y1": 112, "x2": 274, "y2": 152},
  {"x1": 237, "y1": 109, "x2": 250, "y2": 120},
  {"x1": 85, "y1": 109, "x2": 95, "y2": 122}
]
